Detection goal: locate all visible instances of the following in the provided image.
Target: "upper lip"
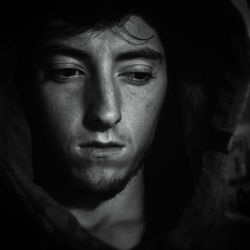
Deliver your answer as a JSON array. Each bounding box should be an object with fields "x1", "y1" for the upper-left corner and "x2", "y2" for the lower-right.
[{"x1": 80, "y1": 141, "x2": 125, "y2": 148}]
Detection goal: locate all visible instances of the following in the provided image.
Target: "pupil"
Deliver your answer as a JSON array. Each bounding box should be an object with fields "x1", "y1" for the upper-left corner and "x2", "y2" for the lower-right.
[
  {"x1": 63, "y1": 69, "x2": 76, "y2": 76},
  {"x1": 134, "y1": 72, "x2": 146, "y2": 79}
]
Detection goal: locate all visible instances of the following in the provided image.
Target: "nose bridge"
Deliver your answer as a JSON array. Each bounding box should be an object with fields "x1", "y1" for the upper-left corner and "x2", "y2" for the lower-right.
[
  {"x1": 85, "y1": 62, "x2": 122, "y2": 129},
  {"x1": 98, "y1": 72, "x2": 120, "y2": 118}
]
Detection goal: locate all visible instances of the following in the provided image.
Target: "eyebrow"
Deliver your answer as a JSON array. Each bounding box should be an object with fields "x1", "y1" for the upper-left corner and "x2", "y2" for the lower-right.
[
  {"x1": 42, "y1": 44, "x2": 164, "y2": 63},
  {"x1": 115, "y1": 48, "x2": 163, "y2": 63},
  {"x1": 42, "y1": 44, "x2": 91, "y2": 61}
]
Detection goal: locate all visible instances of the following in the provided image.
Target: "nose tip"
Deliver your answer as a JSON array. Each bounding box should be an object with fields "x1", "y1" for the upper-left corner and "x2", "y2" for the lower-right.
[
  {"x1": 84, "y1": 84, "x2": 122, "y2": 131},
  {"x1": 95, "y1": 103, "x2": 122, "y2": 127}
]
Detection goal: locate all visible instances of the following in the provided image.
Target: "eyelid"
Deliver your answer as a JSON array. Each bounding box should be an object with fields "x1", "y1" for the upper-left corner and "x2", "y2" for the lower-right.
[
  {"x1": 44, "y1": 54, "x2": 82, "y2": 63},
  {"x1": 41, "y1": 61, "x2": 87, "y2": 84},
  {"x1": 43, "y1": 54, "x2": 87, "y2": 71},
  {"x1": 117, "y1": 64, "x2": 154, "y2": 77},
  {"x1": 47, "y1": 62, "x2": 85, "y2": 71},
  {"x1": 44, "y1": 61, "x2": 89, "y2": 80},
  {"x1": 117, "y1": 64, "x2": 155, "y2": 86},
  {"x1": 118, "y1": 63, "x2": 153, "y2": 71}
]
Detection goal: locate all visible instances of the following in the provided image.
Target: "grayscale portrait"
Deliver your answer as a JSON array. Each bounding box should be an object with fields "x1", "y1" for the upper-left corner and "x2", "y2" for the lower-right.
[{"x1": 0, "y1": 1, "x2": 249, "y2": 250}]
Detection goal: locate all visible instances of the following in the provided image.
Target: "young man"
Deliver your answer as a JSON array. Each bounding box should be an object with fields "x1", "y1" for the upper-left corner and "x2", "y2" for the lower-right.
[
  {"x1": 34, "y1": 13, "x2": 166, "y2": 250},
  {"x1": 0, "y1": 1, "x2": 250, "y2": 250}
]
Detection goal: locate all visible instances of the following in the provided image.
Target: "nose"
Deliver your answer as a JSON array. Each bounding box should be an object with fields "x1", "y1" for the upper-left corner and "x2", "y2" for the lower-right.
[{"x1": 84, "y1": 76, "x2": 122, "y2": 131}]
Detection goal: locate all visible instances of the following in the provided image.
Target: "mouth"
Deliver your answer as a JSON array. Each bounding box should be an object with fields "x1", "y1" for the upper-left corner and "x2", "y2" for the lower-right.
[{"x1": 79, "y1": 141, "x2": 125, "y2": 154}]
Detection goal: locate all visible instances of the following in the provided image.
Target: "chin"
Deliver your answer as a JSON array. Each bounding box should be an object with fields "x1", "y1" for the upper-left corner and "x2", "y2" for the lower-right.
[{"x1": 70, "y1": 163, "x2": 142, "y2": 201}]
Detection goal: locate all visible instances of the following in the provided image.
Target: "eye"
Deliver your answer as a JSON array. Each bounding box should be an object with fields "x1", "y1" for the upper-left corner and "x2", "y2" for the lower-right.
[
  {"x1": 48, "y1": 67, "x2": 85, "y2": 83},
  {"x1": 57, "y1": 68, "x2": 81, "y2": 77},
  {"x1": 121, "y1": 72, "x2": 153, "y2": 85}
]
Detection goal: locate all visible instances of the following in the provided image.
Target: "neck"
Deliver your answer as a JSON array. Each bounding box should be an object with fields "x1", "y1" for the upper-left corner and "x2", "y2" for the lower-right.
[{"x1": 69, "y1": 169, "x2": 145, "y2": 250}]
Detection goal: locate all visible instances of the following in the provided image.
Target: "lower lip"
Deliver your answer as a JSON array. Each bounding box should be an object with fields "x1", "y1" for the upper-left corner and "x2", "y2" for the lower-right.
[{"x1": 80, "y1": 146, "x2": 124, "y2": 155}]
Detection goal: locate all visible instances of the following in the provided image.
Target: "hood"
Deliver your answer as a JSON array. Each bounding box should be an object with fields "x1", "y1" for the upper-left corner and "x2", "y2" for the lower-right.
[{"x1": 0, "y1": 1, "x2": 249, "y2": 250}]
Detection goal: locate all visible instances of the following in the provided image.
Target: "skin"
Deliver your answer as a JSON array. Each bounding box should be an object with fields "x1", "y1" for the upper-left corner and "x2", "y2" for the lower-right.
[{"x1": 35, "y1": 16, "x2": 167, "y2": 249}]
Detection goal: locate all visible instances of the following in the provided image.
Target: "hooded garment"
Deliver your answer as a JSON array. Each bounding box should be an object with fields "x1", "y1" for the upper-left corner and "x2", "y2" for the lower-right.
[{"x1": 0, "y1": 1, "x2": 250, "y2": 250}]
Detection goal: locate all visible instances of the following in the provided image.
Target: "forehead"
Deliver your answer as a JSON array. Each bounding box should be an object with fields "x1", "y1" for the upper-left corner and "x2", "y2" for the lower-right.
[{"x1": 44, "y1": 16, "x2": 165, "y2": 57}]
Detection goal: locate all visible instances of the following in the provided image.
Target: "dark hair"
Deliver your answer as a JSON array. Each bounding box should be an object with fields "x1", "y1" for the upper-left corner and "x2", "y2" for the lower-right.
[{"x1": 13, "y1": 1, "x2": 249, "y2": 89}]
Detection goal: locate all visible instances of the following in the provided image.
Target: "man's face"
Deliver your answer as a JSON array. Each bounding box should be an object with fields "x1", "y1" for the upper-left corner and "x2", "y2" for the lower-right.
[{"x1": 35, "y1": 16, "x2": 167, "y2": 197}]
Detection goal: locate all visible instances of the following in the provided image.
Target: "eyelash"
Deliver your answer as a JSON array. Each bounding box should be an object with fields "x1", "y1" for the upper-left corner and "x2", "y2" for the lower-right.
[
  {"x1": 119, "y1": 72, "x2": 154, "y2": 85},
  {"x1": 48, "y1": 68, "x2": 85, "y2": 83}
]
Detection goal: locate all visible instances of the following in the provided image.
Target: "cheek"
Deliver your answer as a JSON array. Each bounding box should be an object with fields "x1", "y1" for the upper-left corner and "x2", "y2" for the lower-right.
[
  {"x1": 38, "y1": 85, "x2": 83, "y2": 146},
  {"x1": 123, "y1": 82, "x2": 166, "y2": 149}
]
